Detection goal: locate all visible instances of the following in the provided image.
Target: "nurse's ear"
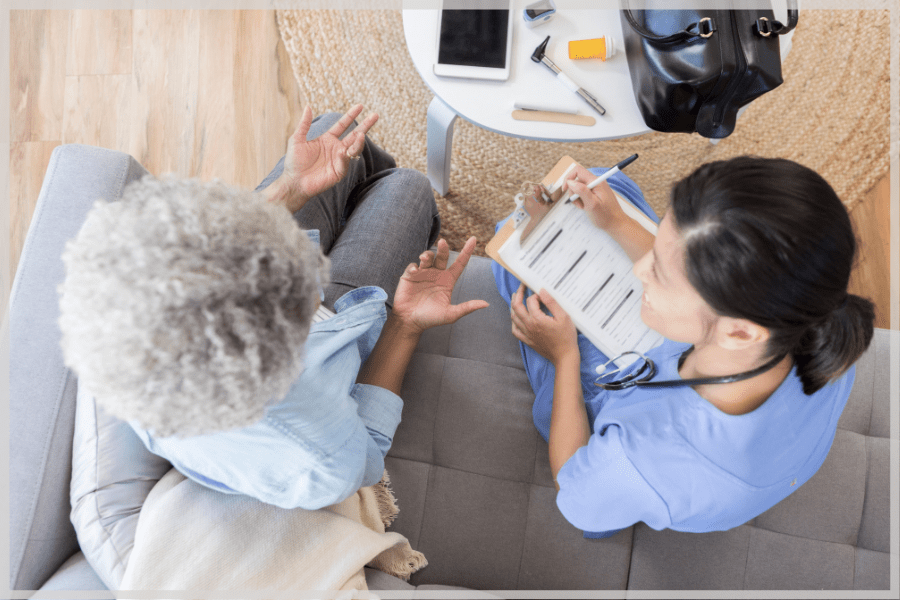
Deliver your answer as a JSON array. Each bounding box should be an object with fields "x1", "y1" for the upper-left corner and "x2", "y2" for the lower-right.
[{"x1": 712, "y1": 316, "x2": 771, "y2": 351}]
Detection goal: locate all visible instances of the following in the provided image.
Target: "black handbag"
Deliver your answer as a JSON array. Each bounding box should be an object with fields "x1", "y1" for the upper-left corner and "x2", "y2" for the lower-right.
[{"x1": 620, "y1": 0, "x2": 798, "y2": 138}]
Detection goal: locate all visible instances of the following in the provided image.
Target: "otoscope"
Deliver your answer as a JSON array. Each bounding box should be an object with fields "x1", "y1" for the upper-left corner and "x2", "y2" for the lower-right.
[{"x1": 530, "y1": 35, "x2": 607, "y2": 117}]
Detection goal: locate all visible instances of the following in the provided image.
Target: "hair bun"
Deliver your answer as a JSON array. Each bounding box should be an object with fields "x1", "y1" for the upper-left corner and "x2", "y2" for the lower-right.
[
  {"x1": 794, "y1": 293, "x2": 875, "y2": 394},
  {"x1": 835, "y1": 294, "x2": 850, "y2": 313}
]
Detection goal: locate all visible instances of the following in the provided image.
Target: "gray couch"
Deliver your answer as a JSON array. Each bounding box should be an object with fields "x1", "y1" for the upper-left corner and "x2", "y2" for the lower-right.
[{"x1": 10, "y1": 144, "x2": 894, "y2": 594}]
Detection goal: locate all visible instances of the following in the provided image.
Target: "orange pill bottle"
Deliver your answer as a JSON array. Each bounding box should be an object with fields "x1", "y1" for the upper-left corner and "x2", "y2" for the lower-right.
[{"x1": 568, "y1": 37, "x2": 617, "y2": 61}]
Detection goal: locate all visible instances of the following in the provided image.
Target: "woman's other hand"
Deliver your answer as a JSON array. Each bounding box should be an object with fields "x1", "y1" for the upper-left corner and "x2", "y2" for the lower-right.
[
  {"x1": 562, "y1": 164, "x2": 627, "y2": 232},
  {"x1": 391, "y1": 236, "x2": 490, "y2": 336},
  {"x1": 267, "y1": 104, "x2": 378, "y2": 213},
  {"x1": 510, "y1": 284, "x2": 579, "y2": 366}
]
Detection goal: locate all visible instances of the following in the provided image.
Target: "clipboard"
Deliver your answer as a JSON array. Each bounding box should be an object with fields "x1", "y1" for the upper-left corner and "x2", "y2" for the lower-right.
[
  {"x1": 486, "y1": 156, "x2": 664, "y2": 366},
  {"x1": 486, "y1": 155, "x2": 659, "y2": 279},
  {"x1": 485, "y1": 155, "x2": 579, "y2": 279}
]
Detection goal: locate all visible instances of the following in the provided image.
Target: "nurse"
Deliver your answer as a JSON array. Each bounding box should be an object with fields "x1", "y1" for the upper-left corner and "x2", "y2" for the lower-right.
[{"x1": 492, "y1": 156, "x2": 875, "y2": 536}]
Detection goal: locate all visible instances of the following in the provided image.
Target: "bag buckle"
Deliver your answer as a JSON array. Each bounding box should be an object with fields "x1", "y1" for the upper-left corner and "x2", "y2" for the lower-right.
[
  {"x1": 755, "y1": 17, "x2": 773, "y2": 37},
  {"x1": 684, "y1": 17, "x2": 716, "y2": 39}
]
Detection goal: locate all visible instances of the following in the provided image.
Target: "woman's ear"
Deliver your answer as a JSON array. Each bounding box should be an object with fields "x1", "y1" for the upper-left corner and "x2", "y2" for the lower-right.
[{"x1": 714, "y1": 316, "x2": 770, "y2": 351}]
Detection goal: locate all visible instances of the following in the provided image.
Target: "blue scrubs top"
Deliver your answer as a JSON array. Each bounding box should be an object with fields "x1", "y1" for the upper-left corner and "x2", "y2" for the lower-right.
[{"x1": 556, "y1": 338, "x2": 855, "y2": 533}]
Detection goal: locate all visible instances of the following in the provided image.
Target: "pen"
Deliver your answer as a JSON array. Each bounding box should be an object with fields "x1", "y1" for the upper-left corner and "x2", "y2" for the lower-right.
[
  {"x1": 566, "y1": 154, "x2": 639, "y2": 203},
  {"x1": 531, "y1": 35, "x2": 607, "y2": 117},
  {"x1": 513, "y1": 100, "x2": 580, "y2": 115}
]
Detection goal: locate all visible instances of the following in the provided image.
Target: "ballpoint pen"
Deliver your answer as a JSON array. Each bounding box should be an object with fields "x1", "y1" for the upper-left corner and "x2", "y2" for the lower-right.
[
  {"x1": 566, "y1": 153, "x2": 639, "y2": 202},
  {"x1": 531, "y1": 35, "x2": 607, "y2": 117}
]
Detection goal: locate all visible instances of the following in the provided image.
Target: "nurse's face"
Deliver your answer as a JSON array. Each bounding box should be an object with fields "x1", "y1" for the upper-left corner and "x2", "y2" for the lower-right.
[{"x1": 633, "y1": 213, "x2": 718, "y2": 345}]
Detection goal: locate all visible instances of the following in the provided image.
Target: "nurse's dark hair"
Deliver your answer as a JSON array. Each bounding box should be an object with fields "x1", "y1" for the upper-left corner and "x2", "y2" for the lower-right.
[{"x1": 670, "y1": 156, "x2": 874, "y2": 395}]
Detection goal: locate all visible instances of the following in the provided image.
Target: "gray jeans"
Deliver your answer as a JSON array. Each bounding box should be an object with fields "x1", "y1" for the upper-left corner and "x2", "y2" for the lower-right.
[{"x1": 255, "y1": 113, "x2": 440, "y2": 310}]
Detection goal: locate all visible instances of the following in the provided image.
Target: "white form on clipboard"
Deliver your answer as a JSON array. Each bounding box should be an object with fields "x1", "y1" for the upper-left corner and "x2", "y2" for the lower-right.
[{"x1": 489, "y1": 157, "x2": 664, "y2": 367}]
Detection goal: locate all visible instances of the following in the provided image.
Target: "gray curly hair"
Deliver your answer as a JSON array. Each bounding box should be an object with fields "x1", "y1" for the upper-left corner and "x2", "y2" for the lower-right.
[{"x1": 58, "y1": 175, "x2": 329, "y2": 438}]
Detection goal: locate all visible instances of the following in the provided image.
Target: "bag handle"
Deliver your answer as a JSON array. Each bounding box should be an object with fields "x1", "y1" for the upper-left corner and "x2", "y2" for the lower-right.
[
  {"x1": 622, "y1": 0, "x2": 799, "y2": 42},
  {"x1": 622, "y1": 6, "x2": 717, "y2": 44},
  {"x1": 754, "y1": 1, "x2": 799, "y2": 37}
]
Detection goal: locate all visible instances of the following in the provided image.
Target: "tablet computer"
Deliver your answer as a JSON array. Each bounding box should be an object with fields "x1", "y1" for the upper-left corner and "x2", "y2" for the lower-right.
[{"x1": 433, "y1": 2, "x2": 514, "y2": 81}]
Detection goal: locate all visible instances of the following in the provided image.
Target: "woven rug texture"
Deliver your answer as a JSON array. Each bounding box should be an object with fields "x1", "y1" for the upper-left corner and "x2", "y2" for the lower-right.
[{"x1": 277, "y1": 9, "x2": 890, "y2": 255}]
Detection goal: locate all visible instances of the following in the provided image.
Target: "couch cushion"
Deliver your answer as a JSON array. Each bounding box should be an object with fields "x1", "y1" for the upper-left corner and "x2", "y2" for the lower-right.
[
  {"x1": 10, "y1": 144, "x2": 149, "y2": 590},
  {"x1": 857, "y1": 436, "x2": 890, "y2": 553},
  {"x1": 752, "y1": 428, "x2": 867, "y2": 546},
  {"x1": 629, "y1": 522, "x2": 863, "y2": 591},
  {"x1": 518, "y1": 485, "x2": 632, "y2": 590},
  {"x1": 411, "y1": 466, "x2": 531, "y2": 589},
  {"x1": 431, "y1": 358, "x2": 539, "y2": 482},
  {"x1": 743, "y1": 527, "x2": 855, "y2": 590},
  {"x1": 69, "y1": 386, "x2": 171, "y2": 589},
  {"x1": 393, "y1": 353, "x2": 446, "y2": 464},
  {"x1": 444, "y1": 255, "x2": 524, "y2": 370},
  {"x1": 363, "y1": 567, "x2": 414, "y2": 590},
  {"x1": 854, "y1": 548, "x2": 891, "y2": 590},
  {"x1": 867, "y1": 329, "x2": 892, "y2": 439},
  {"x1": 836, "y1": 320, "x2": 876, "y2": 435},
  {"x1": 627, "y1": 524, "x2": 754, "y2": 589}
]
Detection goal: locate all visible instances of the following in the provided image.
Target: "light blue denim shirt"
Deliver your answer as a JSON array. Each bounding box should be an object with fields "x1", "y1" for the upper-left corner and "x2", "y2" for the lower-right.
[{"x1": 130, "y1": 230, "x2": 403, "y2": 510}]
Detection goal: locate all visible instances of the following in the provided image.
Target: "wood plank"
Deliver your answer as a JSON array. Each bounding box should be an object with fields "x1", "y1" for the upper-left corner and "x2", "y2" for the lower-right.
[
  {"x1": 192, "y1": 10, "x2": 237, "y2": 183},
  {"x1": 66, "y1": 10, "x2": 132, "y2": 76},
  {"x1": 128, "y1": 9, "x2": 200, "y2": 176},
  {"x1": 847, "y1": 176, "x2": 893, "y2": 330},
  {"x1": 269, "y1": 11, "x2": 305, "y2": 181},
  {"x1": 232, "y1": 10, "x2": 302, "y2": 189},
  {"x1": 10, "y1": 10, "x2": 70, "y2": 142},
  {"x1": 61, "y1": 74, "x2": 132, "y2": 151},
  {"x1": 9, "y1": 141, "x2": 61, "y2": 282}
]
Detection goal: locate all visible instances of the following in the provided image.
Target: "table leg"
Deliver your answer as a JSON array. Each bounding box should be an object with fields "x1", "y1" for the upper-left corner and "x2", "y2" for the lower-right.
[{"x1": 426, "y1": 96, "x2": 458, "y2": 196}]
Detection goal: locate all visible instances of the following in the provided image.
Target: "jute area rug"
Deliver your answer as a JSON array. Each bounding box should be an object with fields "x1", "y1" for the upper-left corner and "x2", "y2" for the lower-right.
[{"x1": 277, "y1": 10, "x2": 890, "y2": 256}]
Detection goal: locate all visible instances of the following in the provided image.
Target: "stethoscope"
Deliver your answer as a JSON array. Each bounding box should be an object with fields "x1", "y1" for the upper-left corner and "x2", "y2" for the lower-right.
[{"x1": 593, "y1": 349, "x2": 787, "y2": 391}]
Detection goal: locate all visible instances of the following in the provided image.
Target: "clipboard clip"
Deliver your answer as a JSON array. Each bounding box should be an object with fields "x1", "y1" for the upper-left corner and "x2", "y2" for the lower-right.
[{"x1": 513, "y1": 181, "x2": 564, "y2": 243}]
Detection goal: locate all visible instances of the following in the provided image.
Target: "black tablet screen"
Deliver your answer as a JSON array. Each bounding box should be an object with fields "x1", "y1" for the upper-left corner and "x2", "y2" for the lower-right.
[{"x1": 437, "y1": 10, "x2": 509, "y2": 69}]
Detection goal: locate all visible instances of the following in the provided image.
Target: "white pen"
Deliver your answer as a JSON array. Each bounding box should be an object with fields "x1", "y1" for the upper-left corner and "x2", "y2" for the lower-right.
[
  {"x1": 513, "y1": 100, "x2": 580, "y2": 115},
  {"x1": 566, "y1": 154, "x2": 639, "y2": 203}
]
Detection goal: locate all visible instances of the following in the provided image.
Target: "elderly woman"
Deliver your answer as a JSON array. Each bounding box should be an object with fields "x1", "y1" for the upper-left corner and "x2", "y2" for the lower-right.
[{"x1": 58, "y1": 105, "x2": 488, "y2": 510}]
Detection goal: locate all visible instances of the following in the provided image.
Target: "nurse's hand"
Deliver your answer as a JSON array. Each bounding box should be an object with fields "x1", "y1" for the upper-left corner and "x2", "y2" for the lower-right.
[
  {"x1": 510, "y1": 283, "x2": 579, "y2": 366},
  {"x1": 562, "y1": 164, "x2": 627, "y2": 232},
  {"x1": 563, "y1": 164, "x2": 656, "y2": 264}
]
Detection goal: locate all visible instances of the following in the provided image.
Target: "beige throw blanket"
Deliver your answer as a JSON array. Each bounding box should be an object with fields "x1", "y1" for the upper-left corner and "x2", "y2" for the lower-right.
[{"x1": 120, "y1": 468, "x2": 426, "y2": 592}]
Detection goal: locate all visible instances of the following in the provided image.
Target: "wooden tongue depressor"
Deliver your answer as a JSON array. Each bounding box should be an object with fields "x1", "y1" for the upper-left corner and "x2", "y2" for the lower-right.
[{"x1": 512, "y1": 109, "x2": 596, "y2": 127}]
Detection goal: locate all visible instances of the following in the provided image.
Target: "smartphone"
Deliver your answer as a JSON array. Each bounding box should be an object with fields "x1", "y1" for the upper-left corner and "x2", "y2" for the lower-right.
[{"x1": 433, "y1": 2, "x2": 514, "y2": 81}]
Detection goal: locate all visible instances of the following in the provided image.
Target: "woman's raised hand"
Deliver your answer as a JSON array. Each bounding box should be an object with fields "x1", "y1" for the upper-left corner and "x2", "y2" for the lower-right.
[
  {"x1": 391, "y1": 237, "x2": 490, "y2": 336},
  {"x1": 562, "y1": 164, "x2": 627, "y2": 232},
  {"x1": 268, "y1": 104, "x2": 378, "y2": 213}
]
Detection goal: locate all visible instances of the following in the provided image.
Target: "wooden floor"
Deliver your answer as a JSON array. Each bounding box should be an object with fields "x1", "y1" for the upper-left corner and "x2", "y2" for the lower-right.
[
  {"x1": 9, "y1": 9, "x2": 895, "y2": 329},
  {"x1": 9, "y1": 10, "x2": 304, "y2": 302}
]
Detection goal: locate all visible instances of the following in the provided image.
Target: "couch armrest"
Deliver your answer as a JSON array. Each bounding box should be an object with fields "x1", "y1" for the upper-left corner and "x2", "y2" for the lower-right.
[
  {"x1": 9, "y1": 145, "x2": 148, "y2": 591},
  {"x1": 36, "y1": 551, "x2": 107, "y2": 593}
]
